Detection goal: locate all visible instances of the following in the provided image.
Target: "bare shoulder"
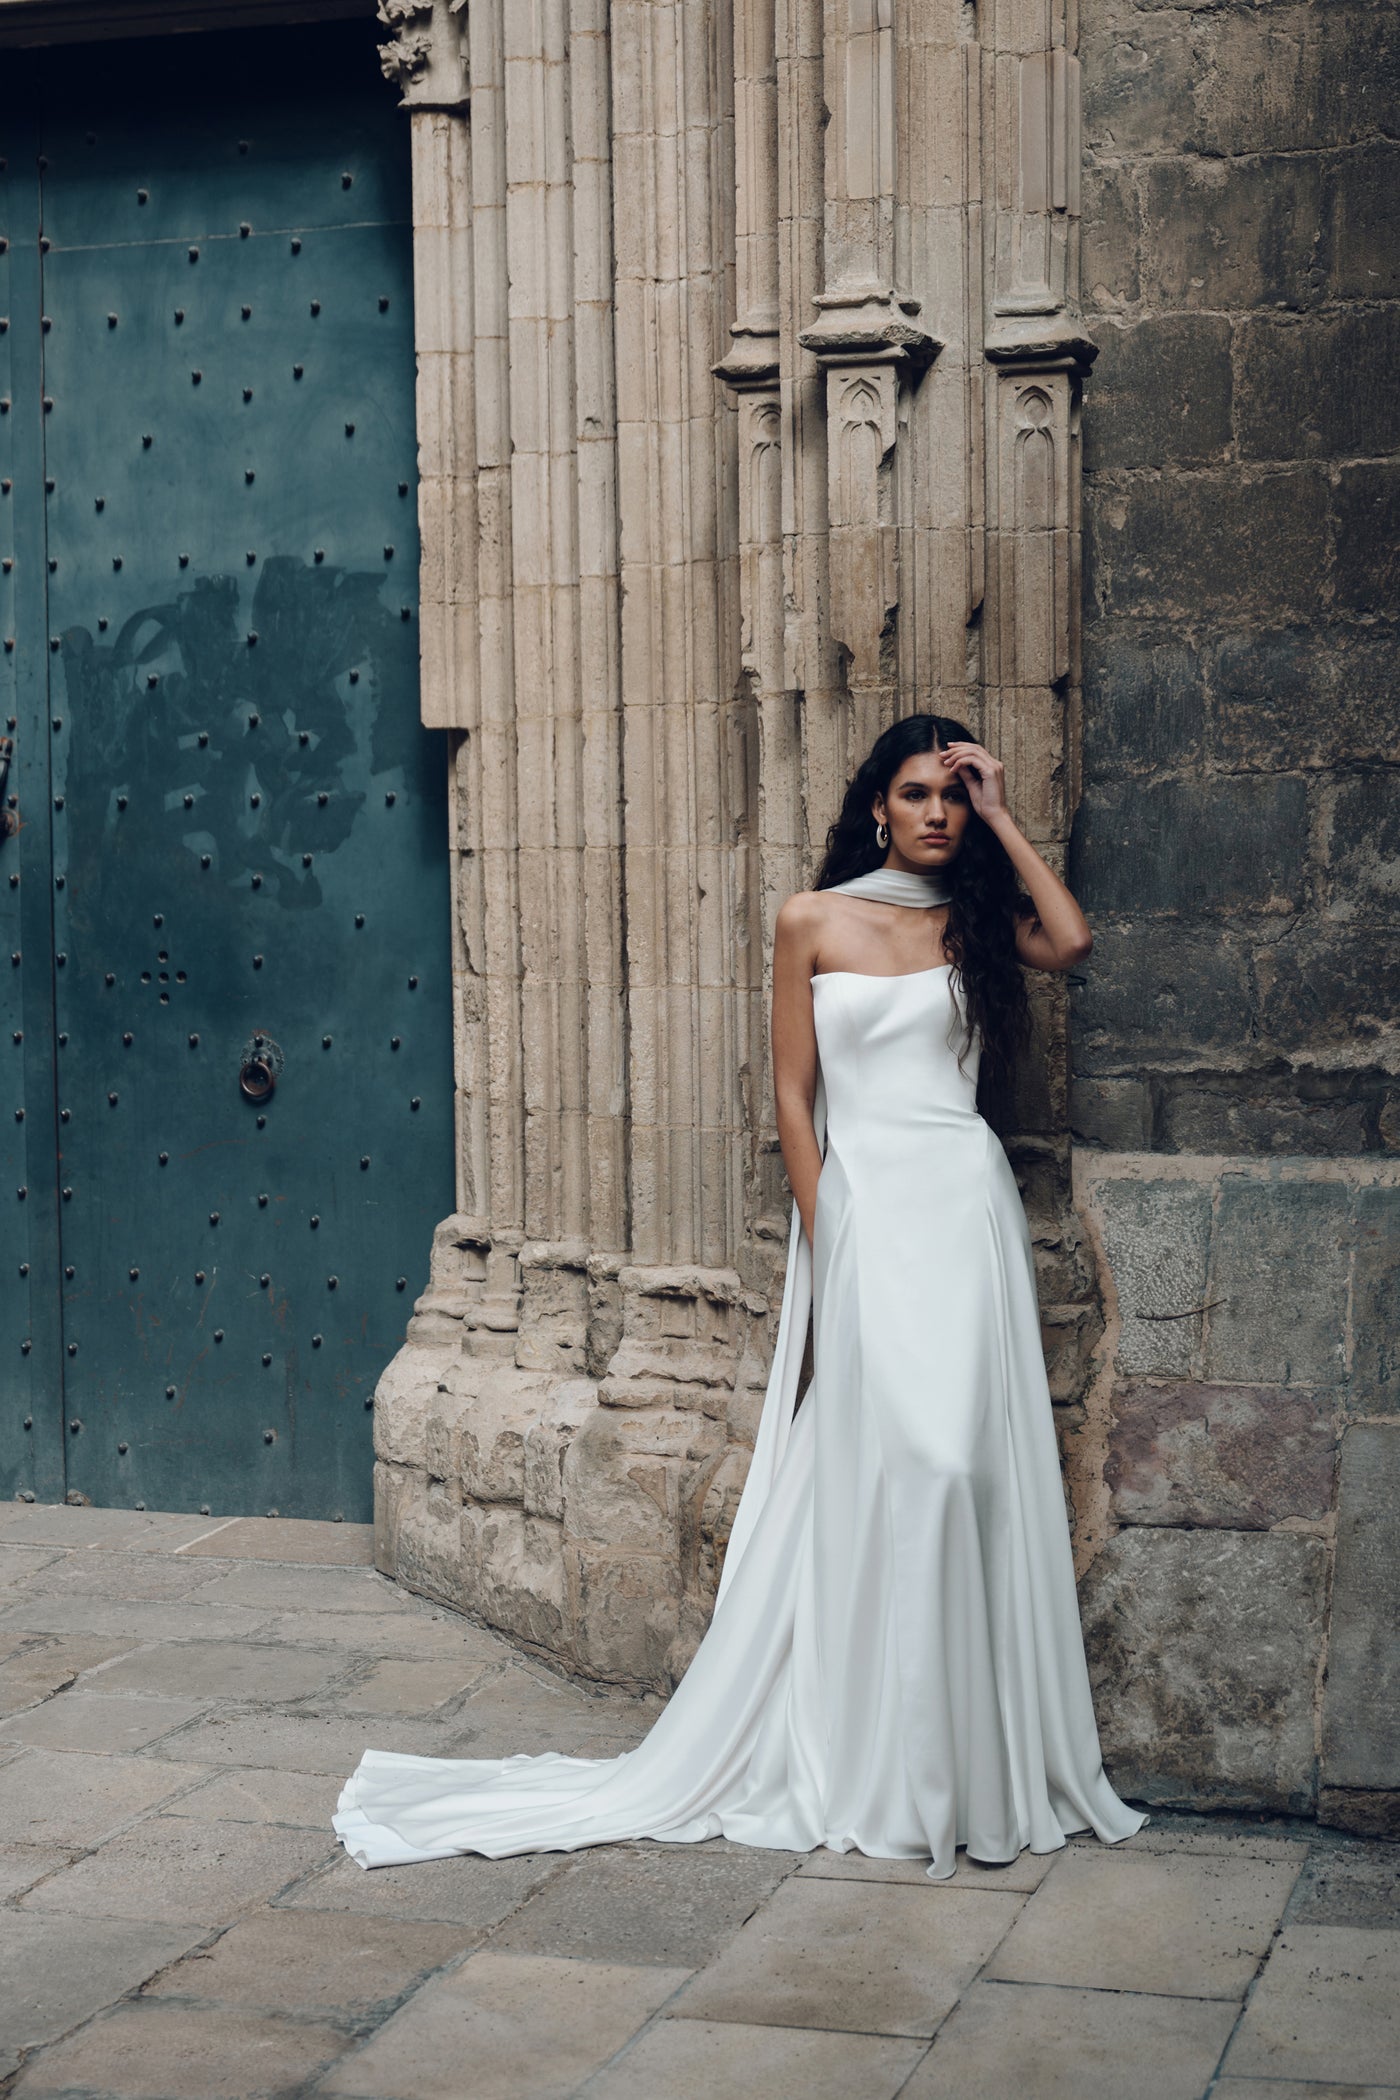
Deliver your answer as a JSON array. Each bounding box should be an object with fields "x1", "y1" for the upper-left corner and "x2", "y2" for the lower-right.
[{"x1": 775, "y1": 889, "x2": 841, "y2": 948}]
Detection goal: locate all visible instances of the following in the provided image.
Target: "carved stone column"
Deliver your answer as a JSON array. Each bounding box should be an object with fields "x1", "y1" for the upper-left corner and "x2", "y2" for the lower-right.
[{"x1": 799, "y1": 0, "x2": 938, "y2": 756}]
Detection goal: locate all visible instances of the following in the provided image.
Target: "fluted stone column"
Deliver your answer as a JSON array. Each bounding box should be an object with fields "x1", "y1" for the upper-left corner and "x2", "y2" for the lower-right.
[{"x1": 373, "y1": 0, "x2": 1101, "y2": 1695}]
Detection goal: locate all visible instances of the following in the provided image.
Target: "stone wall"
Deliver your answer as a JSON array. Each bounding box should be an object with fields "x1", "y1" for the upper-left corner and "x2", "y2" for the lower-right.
[
  {"x1": 370, "y1": 0, "x2": 1399, "y2": 1831},
  {"x1": 1069, "y1": 0, "x2": 1400, "y2": 1833}
]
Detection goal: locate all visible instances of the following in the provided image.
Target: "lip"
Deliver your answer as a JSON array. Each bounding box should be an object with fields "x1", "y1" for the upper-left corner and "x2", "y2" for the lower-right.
[{"x1": 920, "y1": 834, "x2": 950, "y2": 846}]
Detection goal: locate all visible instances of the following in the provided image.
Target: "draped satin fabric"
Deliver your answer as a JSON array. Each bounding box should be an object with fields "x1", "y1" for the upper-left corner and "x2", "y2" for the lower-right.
[{"x1": 332, "y1": 869, "x2": 1147, "y2": 1877}]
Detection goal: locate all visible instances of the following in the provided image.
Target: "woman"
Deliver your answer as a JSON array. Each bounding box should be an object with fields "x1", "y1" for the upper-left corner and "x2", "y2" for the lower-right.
[{"x1": 333, "y1": 713, "x2": 1148, "y2": 1878}]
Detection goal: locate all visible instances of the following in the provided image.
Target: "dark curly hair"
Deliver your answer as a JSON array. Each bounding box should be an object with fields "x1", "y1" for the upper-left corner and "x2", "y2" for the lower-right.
[{"x1": 814, "y1": 712, "x2": 1032, "y2": 1102}]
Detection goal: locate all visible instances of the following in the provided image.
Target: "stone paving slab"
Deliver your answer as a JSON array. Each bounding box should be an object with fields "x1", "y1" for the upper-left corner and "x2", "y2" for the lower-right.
[
  {"x1": 1285, "y1": 1839, "x2": 1400, "y2": 1927},
  {"x1": 177, "y1": 1562, "x2": 424, "y2": 1615},
  {"x1": 2, "y1": 1504, "x2": 1396, "y2": 2100},
  {"x1": 143, "y1": 1905, "x2": 469, "y2": 2015},
  {"x1": 1219, "y1": 1924, "x2": 1400, "y2": 2086},
  {"x1": 323, "y1": 1654, "x2": 497, "y2": 1714},
  {"x1": 176, "y1": 1516, "x2": 375, "y2": 1564},
  {"x1": 798, "y1": 1842, "x2": 1059, "y2": 1893},
  {"x1": 487, "y1": 1841, "x2": 799, "y2": 1969},
  {"x1": 577, "y1": 2015, "x2": 927, "y2": 2099},
  {"x1": 17, "y1": 1550, "x2": 234, "y2": 1602},
  {"x1": 19, "y1": 1815, "x2": 338, "y2": 1926},
  {"x1": 159, "y1": 1766, "x2": 343, "y2": 1830},
  {"x1": 144, "y1": 1707, "x2": 470, "y2": 1774},
  {"x1": 899, "y1": 1979, "x2": 1239, "y2": 2100},
  {"x1": 0, "y1": 1632, "x2": 148, "y2": 1716},
  {"x1": 672, "y1": 1874, "x2": 1023, "y2": 2037},
  {"x1": 92, "y1": 1637, "x2": 351, "y2": 1705},
  {"x1": 0, "y1": 1845, "x2": 79, "y2": 1901},
  {"x1": 9, "y1": 2001, "x2": 354, "y2": 2099},
  {"x1": 0, "y1": 1507, "x2": 236, "y2": 1551},
  {"x1": 252, "y1": 1607, "x2": 511, "y2": 1658},
  {"x1": 0, "y1": 1594, "x2": 283, "y2": 1644},
  {"x1": 0, "y1": 1748, "x2": 211, "y2": 1846},
  {"x1": 311, "y1": 1950, "x2": 691, "y2": 2100},
  {"x1": 277, "y1": 1847, "x2": 566, "y2": 1930},
  {"x1": 0, "y1": 1913, "x2": 205, "y2": 2079},
  {"x1": 0, "y1": 1688, "x2": 211, "y2": 1755},
  {"x1": 985, "y1": 1845, "x2": 1303, "y2": 1998}
]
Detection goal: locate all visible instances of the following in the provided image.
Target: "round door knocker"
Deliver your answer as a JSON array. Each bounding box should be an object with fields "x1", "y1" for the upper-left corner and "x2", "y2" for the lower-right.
[{"x1": 238, "y1": 1031, "x2": 285, "y2": 1104}]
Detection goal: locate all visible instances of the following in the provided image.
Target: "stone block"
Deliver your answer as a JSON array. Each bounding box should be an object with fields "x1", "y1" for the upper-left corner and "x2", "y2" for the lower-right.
[
  {"x1": 489, "y1": 1842, "x2": 795, "y2": 1969},
  {"x1": 1074, "y1": 776, "x2": 1309, "y2": 918},
  {"x1": 1352, "y1": 1184, "x2": 1400, "y2": 1416},
  {"x1": 1085, "y1": 466, "x2": 1330, "y2": 622},
  {"x1": 562, "y1": 1407, "x2": 720, "y2": 1555},
  {"x1": 1332, "y1": 142, "x2": 1400, "y2": 300},
  {"x1": 9, "y1": 2001, "x2": 350, "y2": 2100},
  {"x1": 1081, "y1": 629, "x2": 1207, "y2": 779},
  {"x1": 1139, "y1": 154, "x2": 1330, "y2": 313},
  {"x1": 985, "y1": 1848, "x2": 1301, "y2": 1999},
  {"x1": 585, "y1": 2019, "x2": 926, "y2": 2100},
  {"x1": 1321, "y1": 1424, "x2": 1400, "y2": 1814},
  {"x1": 181, "y1": 1561, "x2": 415, "y2": 1616},
  {"x1": 1081, "y1": 18, "x2": 1204, "y2": 160},
  {"x1": 143, "y1": 1906, "x2": 468, "y2": 2014},
  {"x1": 1194, "y1": 3, "x2": 1400, "y2": 157},
  {"x1": 1105, "y1": 1378, "x2": 1336, "y2": 1528},
  {"x1": 900, "y1": 1979, "x2": 1237, "y2": 2100},
  {"x1": 1334, "y1": 461, "x2": 1400, "y2": 615},
  {"x1": 175, "y1": 1518, "x2": 375, "y2": 1566},
  {"x1": 1208, "y1": 622, "x2": 1399, "y2": 770},
  {"x1": 516, "y1": 1250, "x2": 590, "y2": 1372},
  {"x1": 1078, "y1": 1526, "x2": 1326, "y2": 1811},
  {"x1": 0, "y1": 1915, "x2": 205, "y2": 2082},
  {"x1": 672, "y1": 1875, "x2": 1022, "y2": 2038},
  {"x1": 0, "y1": 1633, "x2": 140, "y2": 1720},
  {"x1": 370, "y1": 1343, "x2": 455, "y2": 1471},
  {"x1": 523, "y1": 1384, "x2": 593, "y2": 1519},
  {"x1": 329, "y1": 1656, "x2": 488, "y2": 1716},
  {"x1": 1326, "y1": 773, "x2": 1400, "y2": 924},
  {"x1": 1220, "y1": 1925, "x2": 1400, "y2": 2087},
  {"x1": 564, "y1": 1541, "x2": 681, "y2": 1690},
  {"x1": 1084, "y1": 1175, "x2": 1213, "y2": 1379},
  {"x1": 1071, "y1": 925, "x2": 1257, "y2": 1076},
  {"x1": 1081, "y1": 163, "x2": 1140, "y2": 312},
  {"x1": 1236, "y1": 308, "x2": 1400, "y2": 463},
  {"x1": 1083, "y1": 316, "x2": 1232, "y2": 472},
  {"x1": 1255, "y1": 929, "x2": 1400, "y2": 1055},
  {"x1": 458, "y1": 1501, "x2": 567, "y2": 1652},
  {"x1": 1155, "y1": 1070, "x2": 1377, "y2": 1157},
  {"x1": 1205, "y1": 1176, "x2": 1350, "y2": 1388},
  {"x1": 312, "y1": 1950, "x2": 689, "y2": 2100},
  {"x1": 375, "y1": 1467, "x2": 465, "y2": 1609}
]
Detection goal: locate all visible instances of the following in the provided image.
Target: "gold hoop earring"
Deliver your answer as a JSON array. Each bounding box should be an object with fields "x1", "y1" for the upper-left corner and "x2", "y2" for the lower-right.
[{"x1": 875, "y1": 820, "x2": 889, "y2": 849}]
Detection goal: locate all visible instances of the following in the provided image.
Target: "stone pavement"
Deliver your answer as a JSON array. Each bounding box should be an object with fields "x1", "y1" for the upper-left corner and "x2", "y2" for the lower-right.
[{"x1": 0, "y1": 1504, "x2": 1395, "y2": 2100}]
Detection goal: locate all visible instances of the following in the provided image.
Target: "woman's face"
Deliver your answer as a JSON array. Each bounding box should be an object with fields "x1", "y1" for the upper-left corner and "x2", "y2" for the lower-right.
[{"x1": 873, "y1": 747, "x2": 972, "y2": 872}]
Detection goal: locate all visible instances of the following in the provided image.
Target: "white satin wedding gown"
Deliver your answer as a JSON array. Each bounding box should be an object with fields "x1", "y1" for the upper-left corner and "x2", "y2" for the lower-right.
[{"x1": 334, "y1": 868, "x2": 1148, "y2": 1878}]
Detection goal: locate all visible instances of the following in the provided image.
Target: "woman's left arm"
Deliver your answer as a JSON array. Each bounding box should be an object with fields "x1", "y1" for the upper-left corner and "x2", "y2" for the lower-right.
[{"x1": 940, "y1": 739, "x2": 1093, "y2": 973}]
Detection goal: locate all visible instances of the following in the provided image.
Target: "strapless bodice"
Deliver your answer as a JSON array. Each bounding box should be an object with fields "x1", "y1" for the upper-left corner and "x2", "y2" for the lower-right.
[{"x1": 812, "y1": 966, "x2": 982, "y2": 1153}]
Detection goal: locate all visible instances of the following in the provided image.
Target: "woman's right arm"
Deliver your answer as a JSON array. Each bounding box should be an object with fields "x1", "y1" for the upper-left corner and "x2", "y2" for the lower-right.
[{"x1": 771, "y1": 893, "x2": 825, "y2": 1247}]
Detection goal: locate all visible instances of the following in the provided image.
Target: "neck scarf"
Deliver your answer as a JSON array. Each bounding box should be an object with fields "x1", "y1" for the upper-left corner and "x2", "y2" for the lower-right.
[{"x1": 827, "y1": 867, "x2": 952, "y2": 908}]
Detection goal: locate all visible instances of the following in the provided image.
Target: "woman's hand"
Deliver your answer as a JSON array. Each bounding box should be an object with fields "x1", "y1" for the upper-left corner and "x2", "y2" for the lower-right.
[{"x1": 940, "y1": 740, "x2": 1007, "y2": 825}]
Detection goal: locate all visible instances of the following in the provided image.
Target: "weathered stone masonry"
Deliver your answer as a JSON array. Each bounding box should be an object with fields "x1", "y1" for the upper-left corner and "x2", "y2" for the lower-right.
[{"x1": 373, "y1": 0, "x2": 1400, "y2": 1833}]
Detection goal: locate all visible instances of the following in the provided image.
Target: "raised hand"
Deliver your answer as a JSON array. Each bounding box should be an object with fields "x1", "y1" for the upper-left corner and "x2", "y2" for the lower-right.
[{"x1": 940, "y1": 740, "x2": 1007, "y2": 825}]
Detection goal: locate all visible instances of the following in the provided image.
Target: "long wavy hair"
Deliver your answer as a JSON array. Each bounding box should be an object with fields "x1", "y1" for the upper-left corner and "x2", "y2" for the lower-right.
[{"x1": 814, "y1": 713, "x2": 1032, "y2": 1103}]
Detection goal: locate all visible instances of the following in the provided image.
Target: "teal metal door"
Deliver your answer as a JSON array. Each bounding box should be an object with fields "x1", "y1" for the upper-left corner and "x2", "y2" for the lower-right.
[{"x1": 1, "y1": 23, "x2": 454, "y2": 1520}]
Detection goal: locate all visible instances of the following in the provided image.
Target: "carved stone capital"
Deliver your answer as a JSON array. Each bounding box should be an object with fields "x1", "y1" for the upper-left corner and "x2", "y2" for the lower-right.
[
  {"x1": 799, "y1": 287, "x2": 941, "y2": 373},
  {"x1": 377, "y1": 0, "x2": 469, "y2": 111},
  {"x1": 712, "y1": 326, "x2": 781, "y2": 393},
  {"x1": 985, "y1": 315, "x2": 1099, "y2": 377}
]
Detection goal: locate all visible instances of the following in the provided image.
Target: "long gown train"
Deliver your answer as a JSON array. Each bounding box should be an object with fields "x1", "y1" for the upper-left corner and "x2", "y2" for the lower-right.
[{"x1": 333, "y1": 873, "x2": 1148, "y2": 1880}]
